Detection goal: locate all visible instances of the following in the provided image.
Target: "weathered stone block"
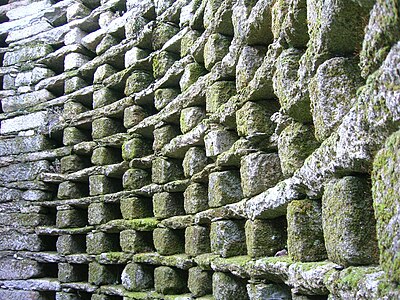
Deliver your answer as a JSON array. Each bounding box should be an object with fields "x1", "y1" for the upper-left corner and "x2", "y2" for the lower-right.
[
  {"x1": 185, "y1": 225, "x2": 210, "y2": 257},
  {"x1": 154, "y1": 88, "x2": 180, "y2": 111},
  {"x1": 247, "y1": 283, "x2": 291, "y2": 300},
  {"x1": 64, "y1": 27, "x2": 86, "y2": 45},
  {"x1": 179, "y1": 62, "x2": 207, "y2": 92},
  {"x1": 65, "y1": 77, "x2": 87, "y2": 94},
  {"x1": 63, "y1": 127, "x2": 91, "y2": 146},
  {"x1": 154, "y1": 266, "x2": 187, "y2": 294},
  {"x1": 58, "y1": 263, "x2": 87, "y2": 282},
  {"x1": 57, "y1": 235, "x2": 86, "y2": 255},
  {"x1": 211, "y1": 220, "x2": 246, "y2": 257},
  {"x1": 287, "y1": 200, "x2": 327, "y2": 262},
  {"x1": 0, "y1": 160, "x2": 50, "y2": 183},
  {"x1": 188, "y1": 267, "x2": 212, "y2": 297},
  {"x1": 183, "y1": 147, "x2": 208, "y2": 178},
  {"x1": 152, "y1": 22, "x2": 179, "y2": 50},
  {"x1": 213, "y1": 272, "x2": 248, "y2": 300},
  {"x1": 3, "y1": 43, "x2": 53, "y2": 66},
  {"x1": 278, "y1": 122, "x2": 320, "y2": 178},
  {"x1": 322, "y1": 176, "x2": 379, "y2": 266},
  {"x1": 89, "y1": 175, "x2": 122, "y2": 196},
  {"x1": 0, "y1": 257, "x2": 42, "y2": 280},
  {"x1": 88, "y1": 262, "x2": 120, "y2": 285},
  {"x1": 2, "y1": 89, "x2": 55, "y2": 113},
  {"x1": 57, "y1": 181, "x2": 88, "y2": 199},
  {"x1": 63, "y1": 101, "x2": 89, "y2": 119},
  {"x1": 60, "y1": 154, "x2": 90, "y2": 174},
  {"x1": 120, "y1": 197, "x2": 153, "y2": 219},
  {"x1": 124, "y1": 71, "x2": 153, "y2": 96},
  {"x1": 206, "y1": 81, "x2": 236, "y2": 113},
  {"x1": 122, "y1": 263, "x2": 154, "y2": 291},
  {"x1": 153, "y1": 228, "x2": 184, "y2": 255},
  {"x1": 120, "y1": 230, "x2": 153, "y2": 253},
  {"x1": 91, "y1": 147, "x2": 122, "y2": 165},
  {"x1": 236, "y1": 46, "x2": 266, "y2": 91},
  {"x1": 56, "y1": 292, "x2": 81, "y2": 300},
  {"x1": 125, "y1": 47, "x2": 150, "y2": 68},
  {"x1": 204, "y1": 33, "x2": 232, "y2": 71},
  {"x1": 152, "y1": 157, "x2": 184, "y2": 184},
  {"x1": 153, "y1": 51, "x2": 179, "y2": 78},
  {"x1": 122, "y1": 168, "x2": 151, "y2": 190},
  {"x1": 0, "y1": 135, "x2": 52, "y2": 156},
  {"x1": 153, "y1": 192, "x2": 184, "y2": 219},
  {"x1": 184, "y1": 183, "x2": 208, "y2": 214},
  {"x1": 123, "y1": 105, "x2": 148, "y2": 128},
  {"x1": 180, "y1": 106, "x2": 206, "y2": 134},
  {"x1": 204, "y1": 128, "x2": 238, "y2": 158},
  {"x1": 67, "y1": 2, "x2": 91, "y2": 21},
  {"x1": 240, "y1": 152, "x2": 283, "y2": 197},
  {"x1": 56, "y1": 208, "x2": 87, "y2": 228},
  {"x1": 153, "y1": 125, "x2": 180, "y2": 151},
  {"x1": 122, "y1": 138, "x2": 151, "y2": 161},
  {"x1": 93, "y1": 88, "x2": 119, "y2": 109},
  {"x1": 64, "y1": 53, "x2": 91, "y2": 71},
  {"x1": 96, "y1": 34, "x2": 119, "y2": 55},
  {"x1": 88, "y1": 202, "x2": 120, "y2": 225},
  {"x1": 125, "y1": 16, "x2": 148, "y2": 39},
  {"x1": 236, "y1": 101, "x2": 279, "y2": 137},
  {"x1": 0, "y1": 290, "x2": 45, "y2": 300},
  {"x1": 208, "y1": 171, "x2": 243, "y2": 207},
  {"x1": 245, "y1": 218, "x2": 286, "y2": 258},
  {"x1": 181, "y1": 29, "x2": 201, "y2": 57},
  {"x1": 0, "y1": 111, "x2": 47, "y2": 134},
  {"x1": 86, "y1": 232, "x2": 120, "y2": 254},
  {"x1": 92, "y1": 117, "x2": 124, "y2": 139}
]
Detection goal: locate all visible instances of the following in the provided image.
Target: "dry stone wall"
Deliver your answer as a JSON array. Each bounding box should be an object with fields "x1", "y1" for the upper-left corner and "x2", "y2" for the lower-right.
[{"x1": 0, "y1": 0, "x2": 399, "y2": 299}]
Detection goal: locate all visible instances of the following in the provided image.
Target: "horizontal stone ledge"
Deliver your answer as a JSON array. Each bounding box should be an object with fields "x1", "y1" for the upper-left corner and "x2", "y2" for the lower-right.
[
  {"x1": 0, "y1": 278, "x2": 61, "y2": 292},
  {"x1": 0, "y1": 180, "x2": 54, "y2": 191},
  {"x1": 194, "y1": 199, "x2": 247, "y2": 224},
  {"x1": 35, "y1": 225, "x2": 94, "y2": 235},
  {"x1": 133, "y1": 253, "x2": 195, "y2": 270},
  {"x1": 135, "y1": 179, "x2": 191, "y2": 197},
  {"x1": 97, "y1": 218, "x2": 159, "y2": 233},
  {"x1": 97, "y1": 252, "x2": 135, "y2": 265},
  {"x1": 14, "y1": 251, "x2": 64, "y2": 264},
  {"x1": 160, "y1": 215, "x2": 194, "y2": 230},
  {"x1": 61, "y1": 282, "x2": 98, "y2": 293}
]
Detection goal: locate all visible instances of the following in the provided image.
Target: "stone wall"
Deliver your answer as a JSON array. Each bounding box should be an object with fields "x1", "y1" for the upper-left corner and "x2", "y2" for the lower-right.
[{"x1": 0, "y1": 0, "x2": 399, "y2": 299}]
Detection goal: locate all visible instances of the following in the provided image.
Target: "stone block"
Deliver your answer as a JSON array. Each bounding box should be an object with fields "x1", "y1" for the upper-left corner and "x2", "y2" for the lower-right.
[
  {"x1": 153, "y1": 192, "x2": 184, "y2": 219},
  {"x1": 245, "y1": 218, "x2": 286, "y2": 258},
  {"x1": 240, "y1": 152, "x2": 283, "y2": 197},
  {"x1": 204, "y1": 128, "x2": 237, "y2": 158},
  {"x1": 91, "y1": 147, "x2": 122, "y2": 165},
  {"x1": 92, "y1": 117, "x2": 124, "y2": 139},
  {"x1": 208, "y1": 171, "x2": 242, "y2": 207},
  {"x1": 64, "y1": 27, "x2": 86, "y2": 45},
  {"x1": 88, "y1": 202, "x2": 120, "y2": 225},
  {"x1": 93, "y1": 88, "x2": 119, "y2": 109},
  {"x1": 179, "y1": 62, "x2": 207, "y2": 92},
  {"x1": 211, "y1": 220, "x2": 246, "y2": 257},
  {"x1": 152, "y1": 157, "x2": 184, "y2": 184},
  {"x1": 120, "y1": 230, "x2": 153, "y2": 253},
  {"x1": 2, "y1": 89, "x2": 55, "y2": 113},
  {"x1": 0, "y1": 257, "x2": 42, "y2": 280},
  {"x1": 153, "y1": 228, "x2": 184, "y2": 255},
  {"x1": 180, "y1": 106, "x2": 206, "y2": 134},
  {"x1": 56, "y1": 292, "x2": 81, "y2": 300},
  {"x1": 205, "y1": 81, "x2": 236, "y2": 113},
  {"x1": 122, "y1": 138, "x2": 151, "y2": 161},
  {"x1": 124, "y1": 70, "x2": 153, "y2": 96},
  {"x1": 287, "y1": 200, "x2": 327, "y2": 262},
  {"x1": 247, "y1": 283, "x2": 291, "y2": 300},
  {"x1": 236, "y1": 101, "x2": 279, "y2": 138},
  {"x1": 322, "y1": 176, "x2": 379, "y2": 266},
  {"x1": 66, "y1": 2, "x2": 91, "y2": 21},
  {"x1": 236, "y1": 46, "x2": 266, "y2": 92},
  {"x1": 184, "y1": 183, "x2": 208, "y2": 214},
  {"x1": 121, "y1": 263, "x2": 154, "y2": 291},
  {"x1": 64, "y1": 53, "x2": 91, "y2": 71},
  {"x1": 125, "y1": 47, "x2": 150, "y2": 68},
  {"x1": 183, "y1": 147, "x2": 208, "y2": 178},
  {"x1": 122, "y1": 168, "x2": 151, "y2": 190},
  {"x1": 153, "y1": 50, "x2": 179, "y2": 78},
  {"x1": 278, "y1": 122, "x2": 320, "y2": 178},
  {"x1": 57, "y1": 181, "x2": 88, "y2": 199},
  {"x1": 153, "y1": 125, "x2": 180, "y2": 151},
  {"x1": 63, "y1": 102, "x2": 89, "y2": 120},
  {"x1": 3, "y1": 44, "x2": 53, "y2": 66},
  {"x1": 154, "y1": 88, "x2": 180, "y2": 111},
  {"x1": 65, "y1": 77, "x2": 87, "y2": 94},
  {"x1": 125, "y1": 16, "x2": 148, "y2": 40},
  {"x1": 88, "y1": 262, "x2": 120, "y2": 285},
  {"x1": 181, "y1": 29, "x2": 201, "y2": 57},
  {"x1": 96, "y1": 34, "x2": 119, "y2": 55},
  {"x1": 185, "y1": 225, "x2": 210, "y2": 257},
  {"x1": 213, "y1": 272, "x2": 248, "y2": 300},
  {"x1": 86, "y1": 232, "x2": 120, "y2": 254},
  {"x1": 89, "y1": 175, "x2": 122, "y2": 196},
  {"x1": 120, "y1": 197, "x2": 153, "y2": 219},
  {"x1": 372, "y1": 131, "x2": 400, "y2": 282},
  {"x1": 152, "y1": 22, "x2": 179, "y2": 50},
  {"x1": 56, "y1": 208, "x2": 87, "y2": 228},
  {"x1": 60, "y1": 154, "x2": 90, "y2": 174},
  {"x1": 0, "y1": 290, "x2": 45, "y2": 300},
  {"x1": 57, "y1": 235, "x2": 86, "y2": 255},
  {"x1": 58, "y1": 263, "x2": 87, "y2": 282},
  {"x1": 123, "y1": 105, "x2": 148, "y2": 128},
  {"x1": 63, "y1": 127, "x2": 91, "y2": 146},
  {"x1": 154, "y1": 266, "x2": 187, "y2": 294},
  {"x1": 32, "y1": 67, "x2": 55, "y2": 84},
  {"x1": 0, "y1": 135, "x2": 52, "y2": 156},
  {"x1": 188, "y1": 267, "x2": 212, "y2": 297},
  {"x1": 0, "y1": 111, "x2": 47, "y2": 134},
  {"x1": 0, "y1": 160, "x2": 50, "y2": 183},
  {"x1": 204, "y1": 33, "x2": 231, "y2": 71}
]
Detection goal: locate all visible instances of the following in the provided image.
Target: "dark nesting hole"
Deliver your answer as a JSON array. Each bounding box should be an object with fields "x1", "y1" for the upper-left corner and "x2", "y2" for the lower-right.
[
  {"x1": 41, "y1": 262, "x2": 59, "y2": 278},
  {"x1": 40, "y1": 235, "x2": 58, "y2": 251},
  {"x1": 0, "y1": 13, "x2": 8, "y2": 24},
  {"x1": 44, "y1": 206, "x2": 57, "y2": 225},
  {"x1": 39, "y1": 291, "x2": 57, "y2": 300}
]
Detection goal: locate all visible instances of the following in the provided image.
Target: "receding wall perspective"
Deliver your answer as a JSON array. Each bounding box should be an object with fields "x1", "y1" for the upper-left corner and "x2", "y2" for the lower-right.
[{"x1": 0, "y1": 0, "x2": 399, "y2": 299}]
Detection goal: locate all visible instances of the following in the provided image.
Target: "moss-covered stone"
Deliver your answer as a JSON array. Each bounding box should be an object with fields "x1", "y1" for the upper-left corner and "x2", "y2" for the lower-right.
[
  {"x1": 86, "y1": 232, "x2": 120, "y2": 254},
  {"x1": 182, "y1": 147, "x2": 208, "y2": 178},
  {"x1": 120, "y1": 230, "x2": 153, "y2": 253},
  {"x1": 3, "y1": 43, "x2": 53, "y2": 66},
  {"x1": 206, "y1": 81, "x2": 236, "y2": 113},
  {"x1": 204, "y1": 33, "x2": 231, "y2": 71},
  {"x1": 63, "y1": 101, "x2": 88, "y2": 120},
  {"x1": 58, "y1": 263, "x2": 87, "y2": 283},
  {"x1": 91, "y1": 147, "x2": 122, "y2": 165},
  {"x1": 245, "y1": 218, "x2": 287, "y2": 258},
  {"x1": 212, "y1": 272, "x2": 248, "y2": 300},
  {"x1": 88, "y1": 262, "x2": 120, "y2": 285},
  {"x1": 185, "y1": 225, "x2": 210, "y2": 257},
  {"x1": 181, "y1": 29, "x2": 201, "y2": 58},
  {"x1": 124, "y1": 105, "x2": 149, "y2": 128},
  {"x1": 122, "y1": 169, "x2": 151, "y2": 190},
  {"x1": 208, "y1": 171, "x2": 243, "y2": 208},
  {"x1": 88, "y1": 202, "x2": 120, "y2": 225},
  {"x1": 60, "y1": 154, "x2": 90, "y2": 174},
  {"x1": 65, "y1": 76, "x2": 87, "y2": 94},
  {"x1": 184, "y1": 183, "x2": 208, "y2": 214},
  {"x1": 94, "y1": 64, "x2": 117, "y2": 84},
  {"x1": 236, "y1": 46, "x2": 266, "y2": 92},
  {"x1": 122, "y1": 263, "x2": 154, "y2": 291},
  {"x1": 96, "y1": 34, "x2": 120, "y2": 55},
  {"x1": 122, "y1": 138, "x2": 151, "y2": 161},
  {"x1": 56, "y1": 208, "x2": 87, "y2": 228},
  {"x1": 287, "y1": 200, "x2": 327, "y2": 262},
  {"x1": 188, "y1": 267, "x2": 212, "y2": 297},
  {"x1": 247, "y1": 283, "x2": 291, "y2": 300},
  {"x1": 153, "y1": 51, "x2": 179, "y2": 78},
  {"x1": 125, "y1": 16, "x2": 148, "y2": 40},
  {"x1": 56, "y1": 235, "x2": 86, "y2": 255},
  {"x1": 180, "y1": 106, "x2": 206, "y2": 134},
  {"x1": 92, "y1": 117, "x2": 125, "y2": 139},
  {"x1": 152, "y1": 157, "x2": 184, "y2": 184},
  {"x1": 152, "y1": 22, "x2": 179, "y2": 50},
  {"x1": 120, "y1": 197, "x2": 153, "y2": 219},
  {"x1": 153, "y1": 192, "x2": 185, "y2": 219},
  {"x1": 372, "y1": 130, "x2": 400, "y2": 282},
  {"x1": 89, "y1": 175, "x2": 122, "y2": 196},
  {"x1": 154, "y1": 88, "x2": 181, "y2": 111},
  {"x1": 211, "y1": 220, "x2": 246, "y2": 258},
  {"x1": 153, "y1": 228, "x2": 185, "y2": 255},
  {"x1": 124, "y1": 71, "x2": 153, "y2": 96},
  {"x1": 153, "y1": 125, "x2": 180, "y2": 151},
  {"x1": 93, "y1": 87, "x2": 119, "y2": 109},
  {"x1": 63, "y1": 127, "x2": 91, "y2": 146},
  {"x1": 179, "y1": 62, "x2": 207, "y2": 92},
  {"x1": 154, "y1": 266, "x2": 188, "y2": 295},
  {"x1": 322, "y1": 176, "x2": 379, "y2": 267}
]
